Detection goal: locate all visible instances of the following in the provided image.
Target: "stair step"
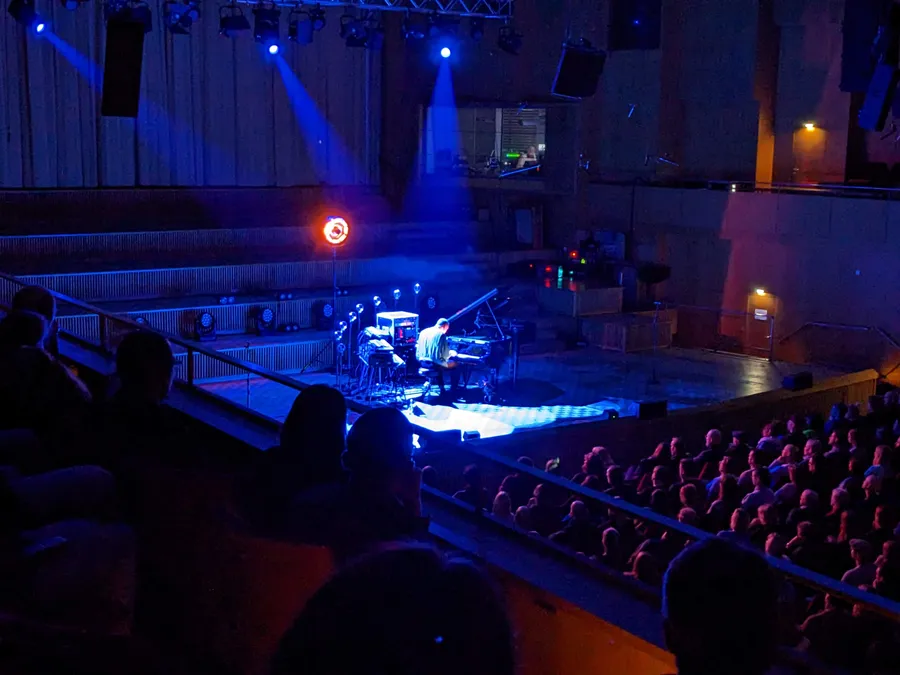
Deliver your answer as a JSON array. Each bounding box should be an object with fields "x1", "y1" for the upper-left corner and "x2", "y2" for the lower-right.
[{"x1": 10, "y1": 251, "x2": 550, "y2": 304}]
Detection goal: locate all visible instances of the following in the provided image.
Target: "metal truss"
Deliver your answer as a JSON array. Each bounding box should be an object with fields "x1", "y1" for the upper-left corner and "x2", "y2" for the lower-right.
[{"x1": 233, "y1": 0, "x2": 515, "y2": 19}]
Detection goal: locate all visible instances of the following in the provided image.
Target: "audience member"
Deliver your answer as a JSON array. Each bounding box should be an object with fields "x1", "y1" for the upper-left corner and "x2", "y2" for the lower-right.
[
  {"x1": 741, "y1": 467, "x2": 775, "y2": 510},
  {"x1": 663, "y1": 539, "x2": 778, "y2": 675},
  {"x1": 98, "y1": 331, "x2": 180, "y2": 470},
  {"x1": 801, "y1": 594, "x2": 860, "y2": 669},
  {"x1": 0, "y1": 310, "x2": 46, "y2": 350},
  {"x1": 491, "y1": 492, "x2": 514, "y2": 525},
  {"x1": 272, "y1": 546, "x2": 514, "y2": 675},
  {"x1": 11, "y1": 285, "x2": 57, "y2": 354},
  {"x1": 600, "y1": 527, "x2": 624, "y2": 570},
  {"x1": 289, "y1": 407, "x2": 427, "y2": 560},
  {"x1": 453, "y1": 464, "x2": 490, "y2": 511},
  {"x1": 717, "y1": 508, "x2": 751, "y2": 545},
  {"x1": 526, "y1": 484, "x2": 564, "y2": 537},
  {"x1": 842, "y1": 539, "x2": 877, "y2": 588},
  {"x1": 241, "y1": 385, "x2": 347, "y2": 532},
  {"x1": 549, "y1": 501, "x2": 599, "y2": 555}
]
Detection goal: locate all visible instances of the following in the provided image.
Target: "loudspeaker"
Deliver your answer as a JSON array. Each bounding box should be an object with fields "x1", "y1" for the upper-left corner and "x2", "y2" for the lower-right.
[
  {"x1": 551, "y1": 42, "x2": 606, "y2": 100},
  {"x1": 858, "y1": 63, "x2": 900, "y2": 131},
  {"x1": 782, "y1": 372, "x2": 813, "y2": 392},
  {"x1": 638, "y1": 400, "x2": 667, "y2": 420},
  {"x1": 101, "y1": 20, "x2": 146, "y2": 118}
]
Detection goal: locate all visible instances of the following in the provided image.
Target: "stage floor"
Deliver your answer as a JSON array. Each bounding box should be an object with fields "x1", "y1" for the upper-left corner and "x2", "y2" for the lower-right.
[{"x1": 199, "y1": 347, "x2": 843, "y2": 437}]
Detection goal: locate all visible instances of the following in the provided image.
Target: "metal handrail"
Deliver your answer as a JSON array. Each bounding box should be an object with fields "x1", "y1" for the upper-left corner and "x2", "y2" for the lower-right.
[
  {"x1": 589, "y1": 177, "x2": 900, "y2": 198},
  {"x1": 0, "y1": 271, "x2": 367, "y2": 415},
  {"x1": 708, "y1": 180, "x2": 900, "y2": 194},
  {"x1": 778, "y1": 321, "x2": 900, "y2": 350}
]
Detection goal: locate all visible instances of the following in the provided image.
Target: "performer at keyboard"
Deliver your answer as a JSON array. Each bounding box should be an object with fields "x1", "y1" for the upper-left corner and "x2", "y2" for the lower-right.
[{"x1": 415, "y1": 318, "x2": 459, "y2": 396}]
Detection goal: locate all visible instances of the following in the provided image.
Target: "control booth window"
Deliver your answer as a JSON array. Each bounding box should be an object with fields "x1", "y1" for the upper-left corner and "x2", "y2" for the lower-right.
[{"x1": 422, "y1": 106, "x2": 547, "y2": 178}]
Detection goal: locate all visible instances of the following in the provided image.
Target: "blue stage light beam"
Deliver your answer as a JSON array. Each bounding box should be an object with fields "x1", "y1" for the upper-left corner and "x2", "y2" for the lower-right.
[
  {"x1": 440, "y1": 46, "x2": 450, "y2": 58},
  {"x1": 47, "y1": 33, "x2": 241, "y2": 186},
  {"x1": 405, "y1": 56, "x2": 472, "y2": 221},
  {"x1": 273, "y1": 55, "x2": 357, "y2": 184},
  {"x1": 44, "y1": 32, "x2": 102, "y2": 88}
]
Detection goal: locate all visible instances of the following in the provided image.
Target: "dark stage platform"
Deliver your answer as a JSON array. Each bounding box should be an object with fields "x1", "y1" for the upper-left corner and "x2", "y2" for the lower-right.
[{"x1": 200, "y1": 347, "x2": 842, "y2": 438}]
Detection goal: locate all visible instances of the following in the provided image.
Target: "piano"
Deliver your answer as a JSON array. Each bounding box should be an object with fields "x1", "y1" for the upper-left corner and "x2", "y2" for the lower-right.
[{"x1": 445, "y1": 289, "x2": 515, "y2": 387}]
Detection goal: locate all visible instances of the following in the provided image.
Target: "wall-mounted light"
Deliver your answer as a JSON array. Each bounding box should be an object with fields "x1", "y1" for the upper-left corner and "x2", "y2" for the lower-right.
[
  {"x1": 755, "y1": 288, "x2": 767, "y2": 296},
  {"x1": 803, "y1": 122, "x2": 816, "y2": 132}
]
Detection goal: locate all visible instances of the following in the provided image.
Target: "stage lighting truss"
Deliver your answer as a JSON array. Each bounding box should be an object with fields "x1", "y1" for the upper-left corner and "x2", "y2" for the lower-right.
[
  {"x1": 164, "y1": 0, "x2": 200, "y2": 33},
  {"x1": 233, "y1": 0, "x2": 514, "y2": 20},
  {"x1": 104, "y1": 0, "x2": 153, "y2": 31}
]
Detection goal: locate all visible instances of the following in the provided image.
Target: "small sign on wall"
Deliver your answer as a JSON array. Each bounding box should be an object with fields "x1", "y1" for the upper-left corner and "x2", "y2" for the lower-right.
[{"x1": 754, "y1": 309, "x2": 768, "y2": 321}]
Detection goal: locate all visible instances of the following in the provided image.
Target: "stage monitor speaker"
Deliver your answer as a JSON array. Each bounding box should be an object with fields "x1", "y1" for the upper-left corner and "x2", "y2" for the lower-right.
[
  {"x1": 638, "y1": 400, "x2": 667, "y2": 420},
  {"x1": 102, "y1": 20, "x2": 146, "y2": 118},
  {"x1": 551, "y1": 42, "x2": 606, "y2": 100},
  {"x1": 858, "y1": 64, "x2": 900, "y2": 131},
  {"x1": 783, "y1": 371, "x2": 813, "y2": 391}
]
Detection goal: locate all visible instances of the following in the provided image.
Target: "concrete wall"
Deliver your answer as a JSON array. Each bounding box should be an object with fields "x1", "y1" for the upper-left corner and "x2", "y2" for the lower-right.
[{"x1": 581, "y1": 183, "x2": 900, "y2": 373}]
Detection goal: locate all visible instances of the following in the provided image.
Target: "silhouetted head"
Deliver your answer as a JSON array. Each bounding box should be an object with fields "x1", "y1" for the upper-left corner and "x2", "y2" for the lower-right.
[
  {"x1": 492, "y1": 492, "x2": 512, "y2": 519},
  {"x1": 115, "y1": 331, "x2": 175, "y2": 403},
  {"x1": 436, "y1": 318, "x2": 450, "y2": 334},
  {"x1": 343, "y1": 407, "x2": 414, "y2": 487},
  {"x1": 462, "y1": 464, "x2": 483, "y2": 489},
  {"x1": 0, "y1": 310, "x2": 46, "y2": 349},
  {"x1": 663, "y1": 538, "x2": 778, "y2": 675},
  {"x1": 280, "y1": 385, "x2": 347, "y2": 486},
  {"x1": 272, "y1": 546, "x2": 514, "y2": 675},
  {"x1": 12, "y1": 286, "x2": 56, "y2": 324}
]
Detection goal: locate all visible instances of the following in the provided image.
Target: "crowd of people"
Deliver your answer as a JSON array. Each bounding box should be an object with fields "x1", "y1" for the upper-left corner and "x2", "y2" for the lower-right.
[
  {"x1": 0, "y1": 281, "x2": 898, "y2": 674},
  {"x1": 437, "y1": 401, "x2": 900, "y2": 669}
]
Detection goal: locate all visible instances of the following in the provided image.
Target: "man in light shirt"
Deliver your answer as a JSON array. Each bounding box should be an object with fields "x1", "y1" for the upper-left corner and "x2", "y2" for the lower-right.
[{"x1": 415, "y1": 318, "x2": 458, "y2": 396}]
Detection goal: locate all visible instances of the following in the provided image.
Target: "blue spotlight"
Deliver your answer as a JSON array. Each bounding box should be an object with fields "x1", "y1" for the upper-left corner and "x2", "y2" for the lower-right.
[
  {"x1": 440, "y1": 46, "x2": 450, "y2": 58},
  {"x1": 268, "y1": 43, "x2": 279, "y2": 54},
  {"x1": 34, "y1": 20, "x2": 46, "y2": 32}
]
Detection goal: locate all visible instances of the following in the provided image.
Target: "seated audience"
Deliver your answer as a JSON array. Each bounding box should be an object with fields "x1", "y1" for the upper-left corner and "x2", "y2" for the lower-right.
[
  {"x1": 842, "y1": 538, "x2": 877, "y2": 588},
  {"x1": 549, "y1": 501, "x2": 599, "y2": 555},
  {"x1": 241, "y1": 385, "x2": 347, "y2": 532},
  {"x1": 288, "y1": 407, "x2": 427, "y2": 560},
  {"x1": 453, "y1": 464, "x2": 490, "y2": 511},
  {"x1": 97, "y1": 330, "x2": 180, "y2": 470},
  {"x1": 271, "y1": 546, "x2": 514, "y2": 675},
  {"x1": 600, "y1": 527, "x2": 624, "y2": 570},
  {"x1": 626, "y1": 551, "x2": 662, "y2": 587},
  {"x1": 741, "y1": 467, "x2": 775, "y2": 510},
  {"x1": 717, "y1": 508, "x2": 751, "y2": 545},
  {"x1": 692, "y1": 428, "x2": 723, "y2": 470},
  {"x1": 0, "y1": 339, "x2": 91, "y2": 471},
  {"x1": 801, "y1": 594, "x2": 860, "y2": 669},
  {"x1": 10, "y1": 285, "x2": 58, "y2": 355},
  {"x1": 663, "y1": 539, "x2": 778, "y2": 675},
  {"x1": 491, "y1": 491, "x2": 514, "y2": 525},
  {"x1": 526, "y1": 484, "x2": 564, "y2": 537}
]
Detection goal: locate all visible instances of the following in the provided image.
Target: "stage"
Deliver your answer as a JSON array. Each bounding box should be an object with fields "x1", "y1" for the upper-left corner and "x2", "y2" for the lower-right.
[{"x1": 199, "y1": 346, "x2": 843, "y2": 439}]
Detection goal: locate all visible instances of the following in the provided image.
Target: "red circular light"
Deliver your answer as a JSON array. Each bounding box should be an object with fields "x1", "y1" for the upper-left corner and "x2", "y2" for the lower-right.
[{"x1": 323, "y1": 217, "x2": 349, "y2": 246}]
